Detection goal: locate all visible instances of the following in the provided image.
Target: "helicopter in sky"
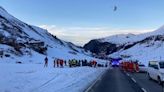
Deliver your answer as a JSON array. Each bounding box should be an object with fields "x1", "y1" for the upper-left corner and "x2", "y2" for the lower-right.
[{"x1": 113, "y1": 5, "x2": 117, "y2": 11}]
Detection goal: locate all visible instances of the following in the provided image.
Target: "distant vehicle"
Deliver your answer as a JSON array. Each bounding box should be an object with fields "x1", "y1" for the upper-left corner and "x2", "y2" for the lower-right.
[
  {"x1": 111, "y1": 61, "x2": 119, "y2": 67},
  {"x1": 111, "y1": 59, "x2": 121, "y2": 67},
  {"x1": 147, "y1": 61, "x2": 164, "y2": 84},
  {"x1": 138, "y1": 64, "x2": 147, "y2": 72}
]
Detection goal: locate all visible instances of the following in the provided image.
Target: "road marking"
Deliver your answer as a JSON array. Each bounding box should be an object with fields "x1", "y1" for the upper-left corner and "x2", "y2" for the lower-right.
[
  {"x1": 141, "y1": 88, "x2": 147, "y2": 92},
  {"x1": 126, "y1": 73, "x2": 130, "y2": 76},
  {"x1": 124, "y1": 72, "x2": 146, "y2": 92},
  {"x1": 84, "y1": 69, "x2": 107, "y2": 92},
  {"x1": 131, "y1": 77, "x2": 137, "y2": 83}
]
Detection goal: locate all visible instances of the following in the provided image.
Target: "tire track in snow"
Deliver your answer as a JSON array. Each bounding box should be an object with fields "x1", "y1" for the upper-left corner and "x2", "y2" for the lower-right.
[{"x1": 30, "y1": 74, "x2": 59, "y2": 92}]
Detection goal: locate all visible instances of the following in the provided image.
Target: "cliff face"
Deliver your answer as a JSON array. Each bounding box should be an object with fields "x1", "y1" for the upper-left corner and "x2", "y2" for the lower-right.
[{"x1": 84, "y1": 40, "x2": 118, "y2": 55}]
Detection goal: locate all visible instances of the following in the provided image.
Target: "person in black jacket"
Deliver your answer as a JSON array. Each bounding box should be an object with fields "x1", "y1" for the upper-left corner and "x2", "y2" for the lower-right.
[
  {"x1": 44, "y1": 57, "x2": 48, "y2": 67},
  {"x1": 53, "y1": 58, "x2": 56, "y2": 68}
]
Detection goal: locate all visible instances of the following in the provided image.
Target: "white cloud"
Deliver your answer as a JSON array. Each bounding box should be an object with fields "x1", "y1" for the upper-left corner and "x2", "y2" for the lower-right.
[{"x1": 39, "y1": 25, "x2": 154, "y2": 46}]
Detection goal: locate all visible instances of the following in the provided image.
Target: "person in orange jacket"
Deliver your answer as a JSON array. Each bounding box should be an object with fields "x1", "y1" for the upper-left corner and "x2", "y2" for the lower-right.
[{"x1": 92, "y1": 60, "x2": 97, "y2": 67}]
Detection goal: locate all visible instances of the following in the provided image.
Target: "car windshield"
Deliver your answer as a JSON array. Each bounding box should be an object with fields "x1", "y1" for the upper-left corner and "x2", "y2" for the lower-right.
[{"x1": 159, "y1": 62, "x2": 164, "y2": 68}]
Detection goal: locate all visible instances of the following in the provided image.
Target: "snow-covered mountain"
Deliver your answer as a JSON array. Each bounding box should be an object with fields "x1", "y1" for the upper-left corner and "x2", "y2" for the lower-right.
[
  {"x1": 84, "y1": 25, "x2": 164, "y2": 65},
  {"x1": 99, "y1": 26, "x2": 164, "y2": 45},
  {"x1": 0, "y1": 6, "x2": 93, "y2": 63}
]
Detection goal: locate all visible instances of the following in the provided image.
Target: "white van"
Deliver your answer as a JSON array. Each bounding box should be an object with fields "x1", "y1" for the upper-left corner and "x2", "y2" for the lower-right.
[{"x1": 147, "y1": 61, "x2": 164, "y2": 84}]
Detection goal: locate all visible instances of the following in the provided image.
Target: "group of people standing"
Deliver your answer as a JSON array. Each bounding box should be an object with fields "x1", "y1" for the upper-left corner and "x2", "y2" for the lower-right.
[
  {"x1": 44, "y1": 57, "x2": 98, "y2": 68},
  {"x1": 67, "y1": 59, "x2": 98, "y2": 67},
  {"x1": 44, "y1": 57, "x2": 66, "y2": 68},
  {"x1": 53, "y1": 58, "x2": 67, "y2": 68}
]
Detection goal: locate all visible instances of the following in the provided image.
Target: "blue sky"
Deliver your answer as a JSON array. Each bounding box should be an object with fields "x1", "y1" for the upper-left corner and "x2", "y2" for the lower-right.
[{"x1": 1, "y1": 0, "x2": 164, "y2": 45}]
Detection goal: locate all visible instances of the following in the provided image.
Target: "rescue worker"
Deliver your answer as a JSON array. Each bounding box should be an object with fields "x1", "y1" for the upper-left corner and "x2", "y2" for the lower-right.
[
  {"x1": 64, "y1": 60, "x2": 67, "y2": 66},
  {"x1": 44, "y1": 57, "x2": 48, "y2": 67},
  {"x1": 105, "y1": 62, "x2": 108, "y2": 67},
  {"x1": 82, "y1": 60, "x2": 84, "y2": 66},
  {"x1": 0, "y1": 51, "x2": 3, "y2": 58},
  {"x1": 70, "y1": 59, "x2": 74, "y2": 67},
  {"x1": 84, "y1": 59, "x2": 87, "y2": 66},
  {"x1": 69, "y1": 59, "x2": 72, "y2": 67},
  {"x1": 91, "y1": 60, "x2": 94, "y2": 67},
  {"x1": 95, "y1": 61, "x2": 97, "y2": 67},
  {"x1": 53, "y1": 58, "x2": 56, "y2": 68},
  {"x1": 57, "y1": 59, "x2": 59, "y2": 67},
  {"x1": 78, "y1": 60, "x2": 81, "y2": 66},
  {"x1": 129, "y1": 62, "x2": 134, "y2": 72},
  {"x1": 133, "y1": 62, "x2": 139, "y2": 72},
  {"x1": 60, "y1": 59, "x2": 64, "y2": 68},
  {"x1": 93, "y1": 60, "x2": 97, "y2": 67}
]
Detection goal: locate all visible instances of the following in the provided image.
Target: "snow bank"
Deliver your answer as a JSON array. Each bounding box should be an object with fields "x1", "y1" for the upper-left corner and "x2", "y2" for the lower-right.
[{"x1": 0, "y1": 63, "x2": 107, "y2": 92}]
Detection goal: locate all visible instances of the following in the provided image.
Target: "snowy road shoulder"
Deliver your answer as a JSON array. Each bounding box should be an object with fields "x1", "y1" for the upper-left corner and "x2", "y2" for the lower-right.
[{"x1": 0, "y1": 63, "x2": 107, "y2": 92}]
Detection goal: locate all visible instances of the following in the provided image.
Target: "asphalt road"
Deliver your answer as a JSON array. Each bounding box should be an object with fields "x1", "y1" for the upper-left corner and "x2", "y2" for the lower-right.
[
  {"x1": 86, "y1": 68, "x2": 164, "y2": 92},
  {"x1": 128, "y1": 72, "x2": 164, "y2": 92},
  {"x1": 87, "y1": 68, "x2": 142, "y2": 92}
]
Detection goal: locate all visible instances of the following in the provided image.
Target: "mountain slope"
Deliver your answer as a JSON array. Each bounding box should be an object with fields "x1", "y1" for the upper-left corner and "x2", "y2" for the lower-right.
[
  {"x1": 0, "y1": 6, "x2": 93, "y2": 63},
  {"x1": 84, "y1": 25, "x2": 164, "y2": 65},
  {"x1": 98, "y1": 25, "x2": 164, "y2": 45}
]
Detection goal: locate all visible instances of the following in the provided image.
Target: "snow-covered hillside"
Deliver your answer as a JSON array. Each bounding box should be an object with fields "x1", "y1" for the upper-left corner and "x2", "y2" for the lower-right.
[
  {"x1": 85, "y1": 25, "x2": 164, "y2": 65},
  {"x1": 109, "y1": 26, "x2": 164, "y2": 65},
  {"x1": 0, "y1": 6, "x2": 109, "y2": 92},
  {"x1": 0, "y1": 6, "x2": 95, "y2": 63},
  {"x1": 109, "y1": 34, "x2": 164, "y2": 65},
  {"x1": 98, "y1": 33, "x2": 138, "y2": 45},
  {"x1": 99, "y1": 25, "x2": 164, "y2": 45}
]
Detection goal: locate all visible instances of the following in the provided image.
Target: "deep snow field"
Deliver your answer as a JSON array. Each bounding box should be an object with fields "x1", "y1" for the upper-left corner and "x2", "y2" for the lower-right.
[{"x1": 0, "y1": 62, "x2": 107, "y2": 92}]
